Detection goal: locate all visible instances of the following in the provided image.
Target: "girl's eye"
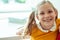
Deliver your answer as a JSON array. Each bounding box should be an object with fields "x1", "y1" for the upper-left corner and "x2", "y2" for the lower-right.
[
  {"x1": 48, "y1": 10, "x2": 53, "y2": 13},
  {"x1": 40, "y1": 12, "x2": 44, "y2": 15}
]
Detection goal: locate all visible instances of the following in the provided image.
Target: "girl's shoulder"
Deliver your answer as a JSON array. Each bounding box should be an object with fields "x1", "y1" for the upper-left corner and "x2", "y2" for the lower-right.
[{"x1": 56, "y1": 18, "x2": 60, "y2": 23}]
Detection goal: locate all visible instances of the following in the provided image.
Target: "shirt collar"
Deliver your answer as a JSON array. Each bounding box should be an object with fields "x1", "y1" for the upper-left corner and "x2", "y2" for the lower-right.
[{"x1": 37, "y1": 22, "x2": 56, "y2": 32}]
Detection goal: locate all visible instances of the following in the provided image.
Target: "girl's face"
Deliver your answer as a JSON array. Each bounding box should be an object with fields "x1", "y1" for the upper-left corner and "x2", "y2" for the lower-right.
[{"x1": 37, "y1": 3, "x2": 57, "y2": 30}]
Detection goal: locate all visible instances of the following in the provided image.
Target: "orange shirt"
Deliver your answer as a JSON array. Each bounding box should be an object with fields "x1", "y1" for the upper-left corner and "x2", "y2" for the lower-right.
[{"x1": 31, "y1": 19, "x2": 60, "y2": 40}]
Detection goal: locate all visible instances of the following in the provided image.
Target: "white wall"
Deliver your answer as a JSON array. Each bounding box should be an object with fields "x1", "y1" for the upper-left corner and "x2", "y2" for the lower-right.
[{"x1": 0, "y1": 0, "x2": 59, "y2": 18}]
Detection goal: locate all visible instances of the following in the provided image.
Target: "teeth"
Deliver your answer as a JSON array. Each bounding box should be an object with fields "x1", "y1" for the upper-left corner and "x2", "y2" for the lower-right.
[{"x1": 43, "y1": 19, "x2": 52, "y2": 22}]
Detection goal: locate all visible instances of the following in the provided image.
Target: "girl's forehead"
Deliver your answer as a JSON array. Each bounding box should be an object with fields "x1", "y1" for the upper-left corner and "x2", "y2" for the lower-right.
[{"x1": 37, "y1": 3, "x2": 54, "y2": 11}]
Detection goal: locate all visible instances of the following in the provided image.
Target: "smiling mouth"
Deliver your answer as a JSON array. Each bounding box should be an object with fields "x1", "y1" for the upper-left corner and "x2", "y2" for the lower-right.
[{"x1": 43, "y1": 18, "x2": 53, "y2": 22}]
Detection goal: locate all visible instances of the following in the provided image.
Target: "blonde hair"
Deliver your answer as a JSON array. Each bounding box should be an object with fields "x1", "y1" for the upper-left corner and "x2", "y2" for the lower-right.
[
  {"x1": 23, "y1": 0, "x2": 58, "y2": 36},
  {"x1": 35, "y1": 1, "x2": 58, "y2": 19}
]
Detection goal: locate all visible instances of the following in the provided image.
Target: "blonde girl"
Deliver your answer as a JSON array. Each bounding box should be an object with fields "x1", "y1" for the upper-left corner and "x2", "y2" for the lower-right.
[{"x1": 17, "y1": 0, "x2": 60, "y2": 40}]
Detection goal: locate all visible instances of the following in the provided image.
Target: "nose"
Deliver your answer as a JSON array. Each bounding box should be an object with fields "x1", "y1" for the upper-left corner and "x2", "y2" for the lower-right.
[{"x1": 44, "y1": 13, "x2": 49, "y2": 18}]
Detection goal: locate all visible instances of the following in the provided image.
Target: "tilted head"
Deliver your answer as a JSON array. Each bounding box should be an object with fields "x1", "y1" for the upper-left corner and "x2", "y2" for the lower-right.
[{"x1": 35, "y1": 1, "x2": 58, "y2": 30}]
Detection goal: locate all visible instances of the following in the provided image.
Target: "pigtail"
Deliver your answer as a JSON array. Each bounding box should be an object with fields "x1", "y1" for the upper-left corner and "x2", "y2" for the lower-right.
[{"x1": 23, "y1": 11, "x2": 35, "y2": 36}]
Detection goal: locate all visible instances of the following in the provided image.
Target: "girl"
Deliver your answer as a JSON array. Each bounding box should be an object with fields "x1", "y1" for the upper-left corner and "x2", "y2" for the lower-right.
[{"x1": 17, "y1": 0, "x2": 60, "y2": 40}]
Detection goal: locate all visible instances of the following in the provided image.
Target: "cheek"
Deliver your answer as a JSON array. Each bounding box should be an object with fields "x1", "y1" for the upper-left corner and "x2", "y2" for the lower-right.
[
  {"x1": 51, "y1": 14, "x2": 56, "y2": 19},
  {"x1": 51, "y1": 11, "x2": 57, "y2": 18},
  {"x1": 38, "y1": 15, "x2": 44, "y2": 21}
]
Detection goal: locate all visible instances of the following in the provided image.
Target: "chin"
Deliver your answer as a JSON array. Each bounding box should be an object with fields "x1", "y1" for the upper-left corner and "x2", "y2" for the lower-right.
[
  {"x1": 42, "y1": 24, "x2": 53, "y2": 30},
  {"x1": 43, "y1": 27, "x2": 52, "y2": 30}
]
